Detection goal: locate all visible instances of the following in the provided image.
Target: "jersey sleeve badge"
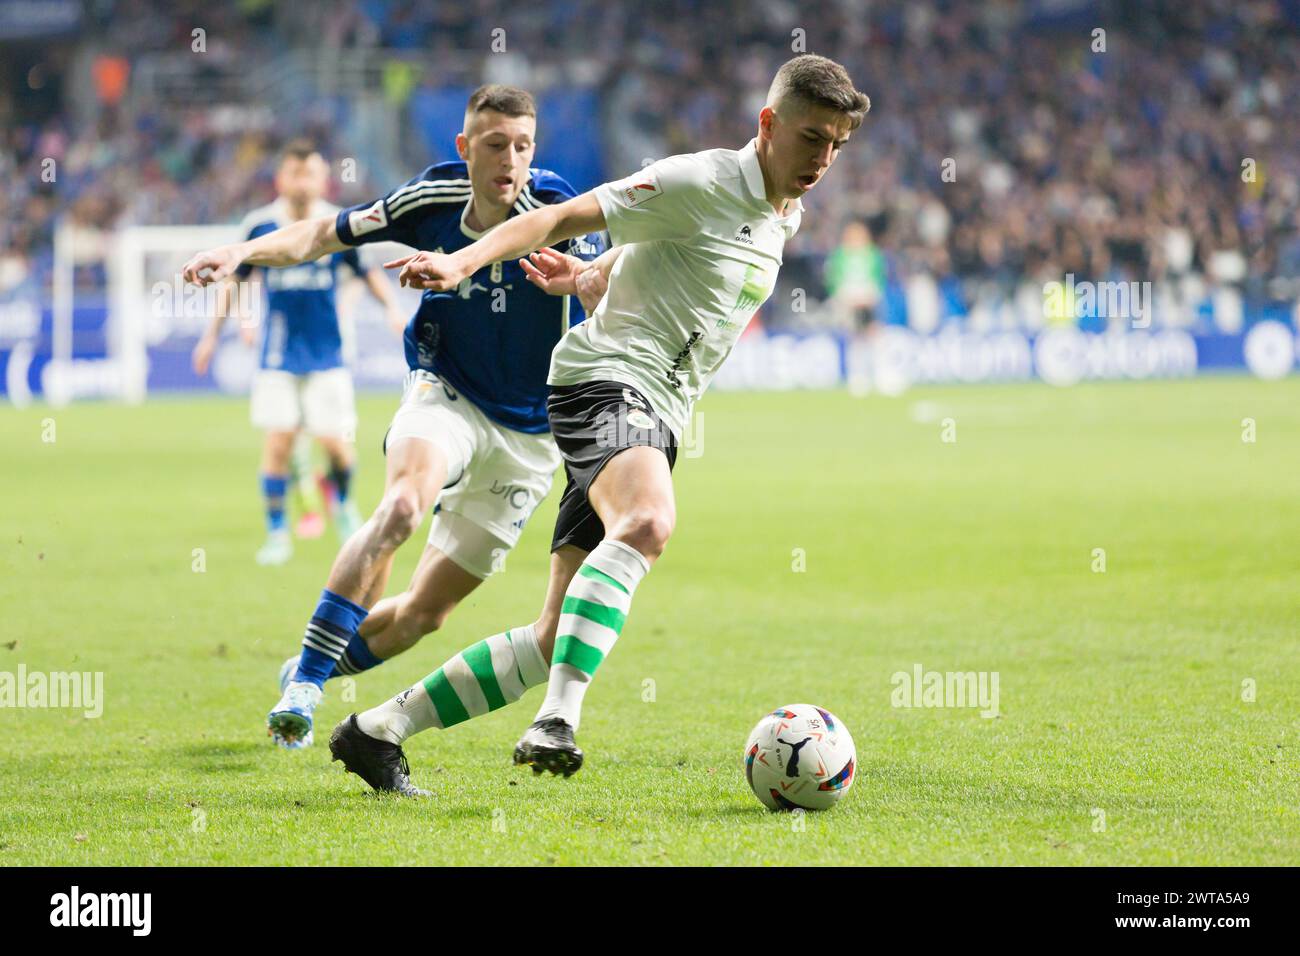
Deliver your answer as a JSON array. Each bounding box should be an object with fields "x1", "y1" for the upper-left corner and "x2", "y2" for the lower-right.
[
  {"x1": 348, "y1": 199, "x2": 389, "y2": 237},
  {"x1": 619, "y1": 172, "x2": 662, "y2": 207}
]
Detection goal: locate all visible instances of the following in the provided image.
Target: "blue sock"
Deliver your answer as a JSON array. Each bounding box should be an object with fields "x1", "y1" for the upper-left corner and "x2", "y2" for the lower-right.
[
  {"x1": 262, "y1": 474, "x2": 288, "y2": 533},
  {"x1": 329, "y1": 463, "x2": 353, "y2": 504},
  {"x1": 331, "y1": 633, "x2": 383, "y2": 678},
  {"x1": 296, "y1": 589, "x2": 368, "y2": 687}
]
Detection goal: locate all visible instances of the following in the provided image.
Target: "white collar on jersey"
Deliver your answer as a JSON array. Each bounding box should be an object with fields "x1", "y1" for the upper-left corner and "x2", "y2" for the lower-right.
[
  {"x1": 459, "y1": 200, "x2": 494, "y2": 240},
  {"x1": 460, "y1": 180, "x2": 545, "y2": 240},
  {"x1": 739, "y1": 138, "x2": 804, "y2": 221}
]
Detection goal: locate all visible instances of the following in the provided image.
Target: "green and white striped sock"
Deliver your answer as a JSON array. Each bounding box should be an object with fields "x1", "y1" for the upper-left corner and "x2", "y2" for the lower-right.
[
  {"x1": 535, "y1": 539, "x2": 651, "y2": 732},
  {"x1": 356, "y1": 623, "x2": 549, "y2": 745}
]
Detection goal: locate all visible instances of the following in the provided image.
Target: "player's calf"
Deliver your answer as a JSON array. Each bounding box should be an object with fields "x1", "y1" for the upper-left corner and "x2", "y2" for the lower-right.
[
  {"x1": 360, "y1": 593, "x2": 451, "y2": 658},
  {"x1": 352, "y1": 623, "x2": 551, "y2": 745},
  {"x1": 523, "y1": 539, "x2": 654, "y2": 775}
]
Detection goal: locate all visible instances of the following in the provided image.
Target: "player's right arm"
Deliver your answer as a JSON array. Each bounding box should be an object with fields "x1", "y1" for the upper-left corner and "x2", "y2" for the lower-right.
[
  {"x1": 388, "y1": 154, "x2": 711, "y2": 292},
  {"x1": 182, "y1": 216, "x2": 345, "y2": 287}
]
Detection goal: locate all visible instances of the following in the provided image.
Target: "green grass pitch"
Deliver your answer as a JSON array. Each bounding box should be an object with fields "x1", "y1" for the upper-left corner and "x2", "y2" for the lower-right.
[{"x1": 2, "y1": 377, "x2": 1297, "y2": 865}]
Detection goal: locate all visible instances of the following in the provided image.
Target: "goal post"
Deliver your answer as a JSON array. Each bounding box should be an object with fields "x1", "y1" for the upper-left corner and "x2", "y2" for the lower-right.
[
  {"x1": 91, "y1": 223, "x2": 412, "y2": 404},
  {"x1": 107, "y1": 224, "x2": 241, "y2": 404}
]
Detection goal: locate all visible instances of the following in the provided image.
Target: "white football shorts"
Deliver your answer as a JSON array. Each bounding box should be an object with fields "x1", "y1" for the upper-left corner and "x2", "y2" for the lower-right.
[
  {"x1": 385, "y1": 370, "x2": 560, "y2": 579},
  {"x1": 250, "y1": 367, "x2": 357, "y2": 438}
]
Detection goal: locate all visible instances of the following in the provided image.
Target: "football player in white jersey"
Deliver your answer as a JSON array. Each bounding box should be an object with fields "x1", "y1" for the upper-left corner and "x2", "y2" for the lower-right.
[{"x1": 326, "y1": 55, "x2": 869, "y2": 794}]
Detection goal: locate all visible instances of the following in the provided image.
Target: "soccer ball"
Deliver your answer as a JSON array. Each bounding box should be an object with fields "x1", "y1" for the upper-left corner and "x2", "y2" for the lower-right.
[{"x1": 743, "y1": 704, "x2": 856, "y2": 811}]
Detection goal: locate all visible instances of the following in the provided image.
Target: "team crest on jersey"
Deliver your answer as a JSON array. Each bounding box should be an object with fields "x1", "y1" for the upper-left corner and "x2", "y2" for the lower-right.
[
  {"x1": 619, "y1": 172, "x2": 662, "y2": 207},
  {"x1": 349, "y1": 199, "x2": 388, "y2": 237},
  {"x1": 627, "y1": 410, "x2": 656, "y2": 430}
]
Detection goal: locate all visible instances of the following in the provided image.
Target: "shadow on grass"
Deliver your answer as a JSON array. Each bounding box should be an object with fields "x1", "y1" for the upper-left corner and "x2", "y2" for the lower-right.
[{"x1": 169, "y1": 740, "x2": 266, "y2": 774}]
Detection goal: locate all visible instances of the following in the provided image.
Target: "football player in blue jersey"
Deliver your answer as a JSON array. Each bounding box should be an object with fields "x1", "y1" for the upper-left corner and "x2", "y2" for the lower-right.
[
  {"x1": 182, "y1": 86, "x2": 611, "y2": 749},
  {"x1": 192, "y1": 140, "x2": 405, "y2": 566}
]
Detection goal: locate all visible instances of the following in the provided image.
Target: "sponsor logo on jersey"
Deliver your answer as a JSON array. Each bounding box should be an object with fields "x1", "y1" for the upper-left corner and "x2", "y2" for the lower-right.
[
  {"x1": 620, "y1": 172, "x2": 662, "y2": 207},
  {"x1": 731, "y1": 263, "x2": 771, "y2": 315},
  {"x1": 734, "y1": 224, "x2": 755, "y2": 244},
  {"x1": 666, "y1": 331, "x2": 703, "y2": 390},
  {"x1": 456, "y1": 278, "x2": 490, "y2": 300},
  {"x1": 569, "y1": 234, "x2": 602, "y2": 257},
  {"x1": 265, "y1": 263, "x2": 334, "y2": 291},
  {"x1": 348, "y1": 199, "x2": 388, "y2": 237}
]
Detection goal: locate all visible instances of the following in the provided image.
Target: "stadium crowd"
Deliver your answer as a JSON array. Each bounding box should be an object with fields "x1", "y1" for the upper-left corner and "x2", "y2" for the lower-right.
[{"x1": 3, "y1": 0, "x2": 1297, "y2": 329}]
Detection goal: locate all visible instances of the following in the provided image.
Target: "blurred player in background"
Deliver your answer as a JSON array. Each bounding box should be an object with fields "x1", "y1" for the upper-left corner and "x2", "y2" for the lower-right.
[
  {"x1": 192, "y1": 140, "x2": 404, "y2": 566},
  {"x1": 182, "y1": 87, "x2": 607, "y2": 749},
  {"x1": 825, "y1": 220, "x2": 886, "y2": 395},
  {"x1": 327, "y1": 54, "x2": 868, "y2": 794}
]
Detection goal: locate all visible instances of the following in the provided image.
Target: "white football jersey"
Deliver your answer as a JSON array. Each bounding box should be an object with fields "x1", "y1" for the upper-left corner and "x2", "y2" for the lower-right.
[{"x1": 547, "y1": 140, "x2": 802, "y2": 440}]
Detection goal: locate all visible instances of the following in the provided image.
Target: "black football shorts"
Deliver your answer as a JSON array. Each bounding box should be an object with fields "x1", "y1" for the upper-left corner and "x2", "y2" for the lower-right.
[{"x1": 547, "y1": 380, "x2": 678, "y2": 553}]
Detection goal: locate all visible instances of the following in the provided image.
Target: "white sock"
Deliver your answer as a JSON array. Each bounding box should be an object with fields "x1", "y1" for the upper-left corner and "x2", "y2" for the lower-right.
[
  {"x1": 357, "y1": 623, "x2": 550, "y2": 745},
  {"x1": 534, "y1": 539, "x2": 651, "y2": 732}
]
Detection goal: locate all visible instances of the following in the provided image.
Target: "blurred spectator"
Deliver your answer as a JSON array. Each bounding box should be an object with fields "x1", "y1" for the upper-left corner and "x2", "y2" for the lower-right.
[{"x1": 1, "y1": 0, "x2": 1297, "y2": 333}]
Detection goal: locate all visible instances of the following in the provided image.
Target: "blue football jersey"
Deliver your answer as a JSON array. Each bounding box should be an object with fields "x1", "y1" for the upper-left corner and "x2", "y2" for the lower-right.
[
  {"x1": 335, "y1": 162, "x2": 606, "y2": 433},
  {"x1": 235, "y1": 199, "x2": 365, "y2": 374}
]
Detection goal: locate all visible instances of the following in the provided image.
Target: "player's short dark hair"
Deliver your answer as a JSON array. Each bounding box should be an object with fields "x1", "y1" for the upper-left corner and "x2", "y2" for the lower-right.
[
  {"x1": 769, "y1": 55, "x2": 871, "y2": 130},
  {"x1": 280, "y1": 138, "x2": 321, "y2": 164},
  {"x1": 465, "y1": 84, "x2": 536, "y2": 119}
]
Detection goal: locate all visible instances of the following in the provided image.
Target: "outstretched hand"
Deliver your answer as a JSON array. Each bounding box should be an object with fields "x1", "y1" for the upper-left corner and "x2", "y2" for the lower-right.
[
  {"x1": 181, "y1": 246, "x2": 242, "y2": 287},
  {"x1": 384, "y1": 251, "x2": 469, "y2": 291},
  {"x1": 519, "y1": 247, "x2": 586, "y2": 296}
]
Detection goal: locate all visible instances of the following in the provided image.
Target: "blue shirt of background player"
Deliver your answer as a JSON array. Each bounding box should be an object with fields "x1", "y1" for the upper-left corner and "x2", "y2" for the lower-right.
[
  {"x1": 334, "y1": 162, "x2": 606, "y2": 434},
  {"x1": 234, "y1": 201, "x2": 365, "y2": 374}
]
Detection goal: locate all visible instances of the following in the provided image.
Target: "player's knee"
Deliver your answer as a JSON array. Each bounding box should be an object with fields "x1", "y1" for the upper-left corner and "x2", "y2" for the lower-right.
[
  {"x1": 613, "y1": 507, "x2": 674, "y2": 560},
  {"x1": 375, "y1": 487, "x2": 422, "y2": 545}
]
